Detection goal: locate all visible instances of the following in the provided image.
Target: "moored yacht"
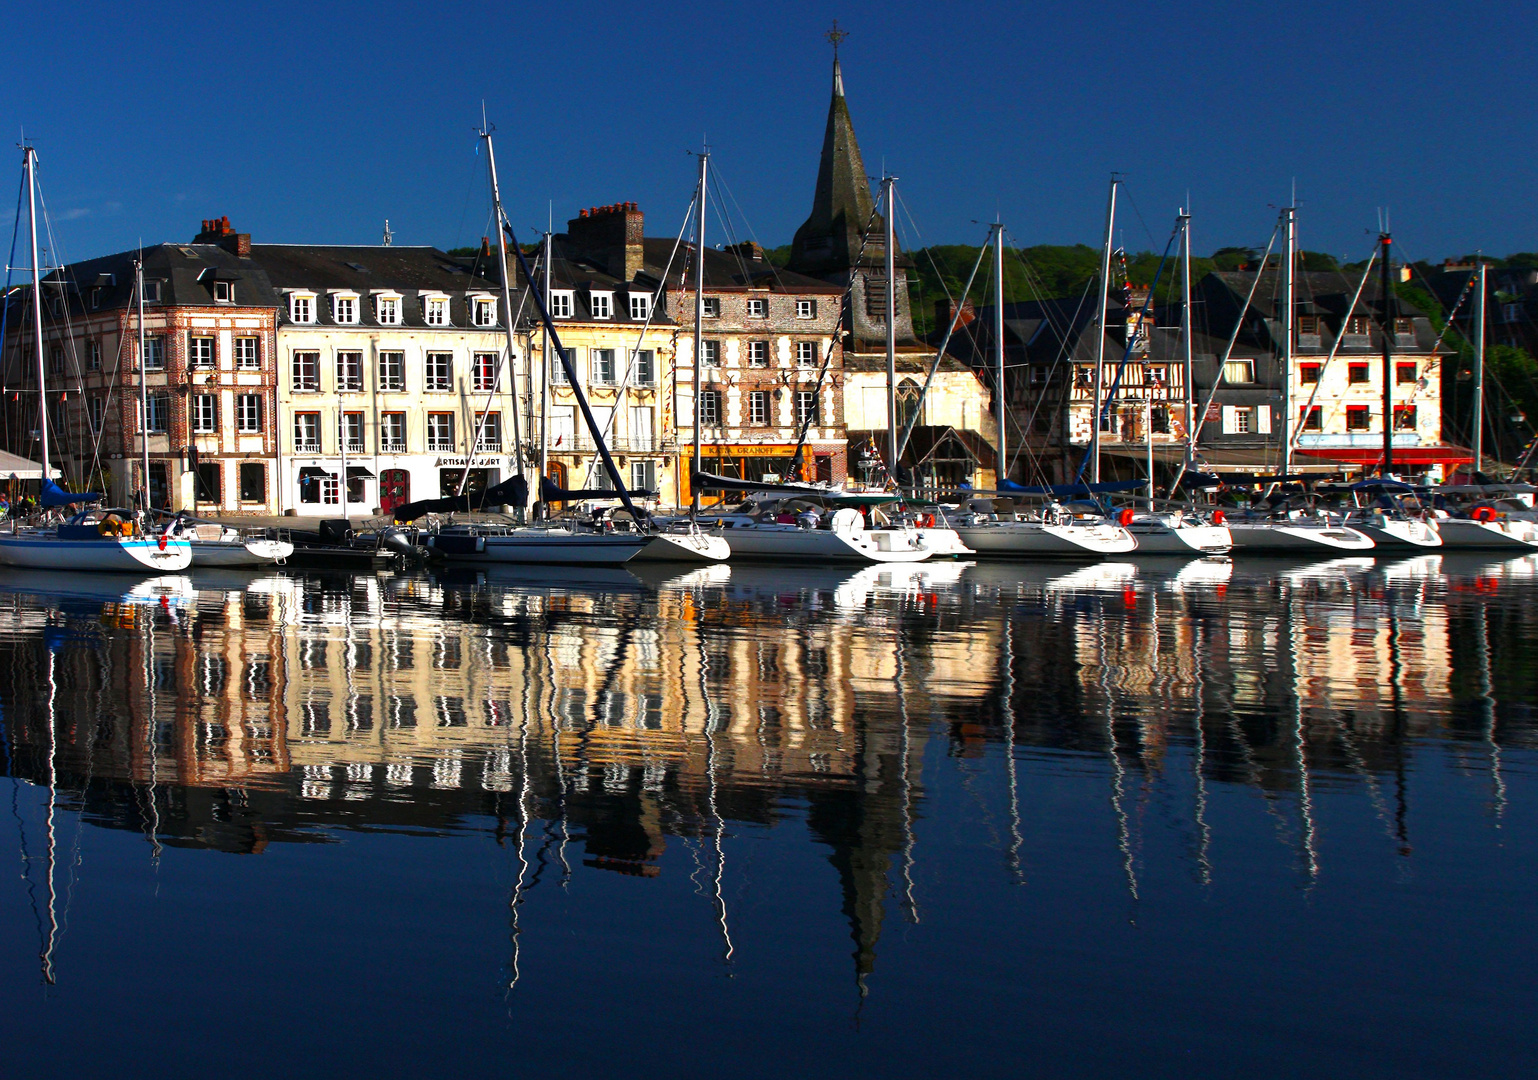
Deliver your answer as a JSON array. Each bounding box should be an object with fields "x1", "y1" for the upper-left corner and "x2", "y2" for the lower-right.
[{"x1": 948, "y1": 497, "x2": 1136, "y2": 558}]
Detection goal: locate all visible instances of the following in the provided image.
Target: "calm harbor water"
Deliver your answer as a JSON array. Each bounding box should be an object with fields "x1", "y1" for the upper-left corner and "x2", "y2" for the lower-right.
[{"x1": 1, "y1": 554, "x2": 1535, "y2": 1077}]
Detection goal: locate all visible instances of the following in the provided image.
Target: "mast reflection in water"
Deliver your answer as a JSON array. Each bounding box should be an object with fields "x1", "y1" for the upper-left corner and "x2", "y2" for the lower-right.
[{"x1": 1, "y1": 555, "x2": 1536, "y2": 1077}]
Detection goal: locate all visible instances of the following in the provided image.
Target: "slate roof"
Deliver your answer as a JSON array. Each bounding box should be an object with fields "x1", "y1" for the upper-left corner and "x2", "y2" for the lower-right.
[
  {"x1": 248, "y1": 245, "x2": 503, "y2": 329},
  {"x1": 12, "y1": 242, "x2": 280, "y2": 320},
  {"x1": 640, "y1": 239, "x2": 839, "y2": 293}
]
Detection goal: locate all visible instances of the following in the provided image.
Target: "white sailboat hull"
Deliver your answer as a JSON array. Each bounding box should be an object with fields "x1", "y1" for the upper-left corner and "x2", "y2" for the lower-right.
[
  {"x1": 1348, "y1": 518, "x2": 1442, "y2": 549},
  {"x1": 1126, "y1": 519, "x2": 1233, "y2": 555},
  {"x1": 718, "y1": 524, "x2": 934, "y2": 563},
  {"x1": 632, "y1": 530, "x2": 731, "y2": 563},
  {"x1": 188, "y1": 538, "x2": 294, "y2": 567},
  {"x1": 1226, "y1": 522, "x2": 1375, "y2": 553},
  {"x1": 952, "y1": 521, "x2": 1137, "y2": 557},
  {"x1": 0, "y1": 532, "x2": 193, "y2": 571},
  {"x1": 1435, "y1": 519, "x2": 1538, "y2": 550}
]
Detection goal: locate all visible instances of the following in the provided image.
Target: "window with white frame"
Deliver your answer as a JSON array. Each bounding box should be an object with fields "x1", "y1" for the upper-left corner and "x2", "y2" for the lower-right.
[
  {"x1": 142, "y1": 336, "x2": 165, "y2": 371},
  {"x1": 237, "y1": 393, "x2": 263, "y2": 433},
  {"x1": 145, "y1": 393, "x2": 169, "y2": 434},
  {"x1": 796, "y1": 390, "x2": 819, "y2": 425},
  {"x1": 632, "y1": 349, "x2": 655, "y2": 386},
  {"x1": 747, "y1": 340, "x2": 769, "y2": 368},
  {"x1": 472, "y1": 352, "x2": 498, "y2": 392},
  {"x1": 189, "y1": 335, "x2": 215, "y2": 369},
  {"x1": 214, "y1": 280, "x2": 233, "y2": 303},
  {"x1": 1223, "y1": 359, "x2": 1255, "y2": 384},
  {"x1": 472, "y1": 297, "x2": 496, "y2": 327},
  {"x1": 427, "y1": 412, "x2": 455, "y2": 451},
  {"x1": 591, "y1": 348, "x2": 616, "y2": 385},
  {"x1": 702, "y1": 297, "x2": 721, "y2": 318},
  {"x1": 342, "y1": 412, "x2": 365, "y2": 453},
  {"x1": 698, "y1": 390, "x2": 721, "y2": 426},
  {"x1": 292, "y1": 351, "x2": 319, "y2": 391},
  {"x1": 749, "y1": 390, "x2": 770, "y2": 425},
  {"x1": 423, "y1": 295, "x2": 449, "y2": 326},
  {"x1": 628, "y1": 405, "x2": 654, "y2": 447},
  {"x1": 142, "y1": 280, "x2": 162, "y2": 303},
  {"x1": 378, "y1": 351, "x2": 404, "y2": 391},
  {"x1": 475, "y1": 412, "x2": 501, "y2": 451},
  {"x1": 795, "y1": 341, "x2": 818, "y2": 367},
  {"x1": 425, "y1": 352, "x2": 452, "y2": 392},
  {"x1": 191, "y1": 394, "x2": 218, "y2": 433},
  {"x1": 235, "y1": 337, "x2": 260, "y2": 370},
  {"x1": 551, "y1": 348, "x2": 571, "y2": 385},
  {"x1": 796, "y1": 298, "x2": 816, "y2": 319},
  {"x1": 290, "y1": 294, "x2": 314, "y2": 323},
  {"x1": 550, "y1": 291, "x2": 574, "y2": 318},
  {"x1": 589, "y1": 292, "x2": 613, "y2": 319},
  {"x1": 700, "y1": 340, "x2": 720, "y2": 367},
  {"x1": 631, "y1": 460, "x2": 656, "y2": 491},
  {"x1": 336, "y1": 351, "x2": 363, "y2": 392},
  {"x1": 294, "y1": 412, "x2": 320, "y2": 452},
  {"x1": 746, "y1": 297, "x2": 767, "y2": 318},
  {"x1": 629, "y1": 293, "x2": 651, "y2": 320},
  {"x1": 375, "y1": 295, "x2": 401, "y2": 325},
  {"x1": 380, "y1": 412, "x2": 406, "y2": 451},
  {"x1": 333, "y1": 294, "x2": 358, "y2": 324},
  {"x1": 88, "y1": 395, "x2": 103, "y2": 433},
  {"x1": 87, "y1": 340, "x2": 101, "y2": 371}
]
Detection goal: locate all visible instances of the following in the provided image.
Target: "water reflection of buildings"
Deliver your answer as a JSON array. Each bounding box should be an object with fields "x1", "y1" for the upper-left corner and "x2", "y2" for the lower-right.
[{"x1": 1, "y1": 553, "x2": 1534, "y2": 988}]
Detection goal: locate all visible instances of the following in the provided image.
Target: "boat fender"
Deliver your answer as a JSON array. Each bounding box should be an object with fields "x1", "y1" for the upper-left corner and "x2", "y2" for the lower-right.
[
  {"x1": 923, "y1": 513, "x2": 935, "y2": 528},
  {"x1": 1117, "y1": 508, "x2": 1135, "y2": 527},
  {"x1": 1212, "y1": 509, "x2": 1226, "y2": 525},
  {"x1": 1472, "y1": 505, "x2": 1498, "y2": 523},
  {"x1": 158, "y1": 534, "x2": 167, "y2": 551}
]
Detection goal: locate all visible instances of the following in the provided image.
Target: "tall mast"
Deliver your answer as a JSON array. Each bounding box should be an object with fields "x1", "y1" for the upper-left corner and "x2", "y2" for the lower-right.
[
  {"x1": 136, "y1": 257, "x2": 151, "y2": 515},
  {"x1": 691, "y1": 150, "x2": 708, "y2": 518},
  {"x1": 1280, "y1": 204, "x2": 1296, "y2": 477},
  {"x1": 539, "y1": 229, "x2": 552, "y2": 515},
  {"x1": 1090, "y1": 177, "x2": 1118, "y2": 484},
  {"x1": 485, "y1": 130, "x2": 524, "y2": 483},
  {"x1": 1179, "y1": 210, "x2": 1194, "y2": 485},
  {"x1": 25, "y1": 146, "x2": 48, "y2": 483},
  {"x1": 993, "y1": 221, "x2": 1006, "y2": 487},
  {"x1": 1379, "y1": 230, "x2": 1394, "y2": 477},
  {"x1": 1473, "y1": 260, "x2": 1486, "y2": 472},
  {"x1": 883, "y1": 175, "x2": 898, "y2": 485}
]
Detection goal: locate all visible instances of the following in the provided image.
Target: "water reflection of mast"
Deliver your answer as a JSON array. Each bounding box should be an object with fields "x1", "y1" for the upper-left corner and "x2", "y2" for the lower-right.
[
  {"x1": 41, "y1": 642, "x2": 58, "y2": 984},
  {"x1": 893, "y1": 612, "x2": 920, "y2": 923},
  {"x1": 506, "y1": 687, "x2": 532, "y2": 991},
  {"x1": 1286, "y1": 593, "x2": 1319, "y2": 882},
  {"x1": 1002, "y1": 608, "x2": 1024, "y2": 884},
  {"x1": 1476, "y1": 587, "x2": 1506, "y2": 821},
  {"x1": 1191, "y1": 613, "x2": 1212, "y2": 886},
  {"x1": 1098, "y1": 607, "x2": 1138, "y2": 903},
  {"x1": 695, "y1": 607, "x2": 733, "y2": 966},
  {"x1": 143, "y1": 602, "x2": 162, "y2": 862}
]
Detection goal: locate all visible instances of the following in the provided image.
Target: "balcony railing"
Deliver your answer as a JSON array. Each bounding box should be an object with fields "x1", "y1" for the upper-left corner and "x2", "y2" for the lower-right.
[{"x1": 295, "y1": 440, "x2": 320, "y2": 454}]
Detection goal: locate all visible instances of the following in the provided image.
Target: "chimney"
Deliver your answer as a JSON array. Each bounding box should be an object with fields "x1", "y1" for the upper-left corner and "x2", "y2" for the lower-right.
[
  {"x1": 481, "y1": 236, "x2": 492, "y2": 258},
  {"x1": 566, "y1": 201, "x2": 645, "y2": 282},
  {"x1": 723, "y1": 241, "x2": 765, "y2": 261},
  {"x1": 192, "y1": 215, "x2": 250, "y2": 256}
]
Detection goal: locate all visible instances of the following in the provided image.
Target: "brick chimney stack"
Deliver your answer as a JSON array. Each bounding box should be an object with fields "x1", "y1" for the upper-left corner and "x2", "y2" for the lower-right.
[
  {"x1": 193, "y1": 215, "x2": 251, "y2": 257},
  {"x1": 565, "y1": 202, "x2": 645, "y2": 282}
]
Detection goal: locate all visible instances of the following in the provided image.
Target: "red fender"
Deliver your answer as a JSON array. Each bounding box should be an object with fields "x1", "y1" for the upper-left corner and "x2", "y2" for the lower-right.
[
  {"x1": 1117, "y1": 507, "x2": 1134, "y2": 527},
  {"x1": 1212, "y1": 509, "x2": 1226, "y2": 525},
  {"x1": 1471, "y1": 505, "x2": 1498, "y2": 523},
  {"x1": 158, "y1": 534, "x2": 167, "y2": 551}
]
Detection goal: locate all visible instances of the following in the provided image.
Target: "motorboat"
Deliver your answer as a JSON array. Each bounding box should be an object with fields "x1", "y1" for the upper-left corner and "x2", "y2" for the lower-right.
[
  {"x1": 1429, "y1": 509, "x2": 1538, "y2": 550},
  {"x1": 1223, "y1": 504, "x2": 1375, "y2": 554},
  {"x1": 1344, "y1": 509, "x2": 1442, "y2": 549},
  {"x1": 947, "y1": 497, "x2": 1136, "y2": 558},
  {"x1": 703, "y1": 504, "x2": 936, "y2": 563}
]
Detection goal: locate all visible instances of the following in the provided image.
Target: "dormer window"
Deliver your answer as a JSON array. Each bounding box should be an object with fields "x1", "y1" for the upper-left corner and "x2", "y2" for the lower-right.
[
  {"x1": 143, "y1": 280, "x2": 162, "y2": 303},
  {"x1": 423, "y1": 294, "x2": 449, "y2": 326},
  {"x1": 589, "y1": 291, "x2": 613, "y2": 319},
  {"x1": 333, "y1": 294, "x2": 358, "y2": 324},
  {"x1": 471, "y1": 296, "x2": 497, "y2": 327},
  {"x1": 629, "y1": 293, "x2": 651, "y2": 320},
  {"x1": 214, "y1": 280, "x2": 234, "y2": 303},
  {"x1": 290, "y1": 293, "x2": 315, "y2": 323},
  {"x1": 90, "y1": 287, "x2": 102, "y2": 309},
  {"x1": 375, "y1": 295, "x2": 401, "y2": 325},
  {"x1": 702, "y1": 297, "x2": 721, "y2": 318},
  {"x1": 550, "y1": 291, "x2": 574, "y2": 319},
  {"x1": 796, "y1": 299, "x2": 816, "y2": 319},
  {"x1": 747, "y1": 298, "x2": 767, "y2": 318}
]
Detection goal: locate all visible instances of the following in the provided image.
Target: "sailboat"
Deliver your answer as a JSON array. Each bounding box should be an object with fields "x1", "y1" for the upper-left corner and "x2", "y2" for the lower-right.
[
  {"x1": 0, "y1": 147, "x2": 191, "y2": 572},
  {"x1": 406, "y1": 129, "x2": 723, "y2": 567}
]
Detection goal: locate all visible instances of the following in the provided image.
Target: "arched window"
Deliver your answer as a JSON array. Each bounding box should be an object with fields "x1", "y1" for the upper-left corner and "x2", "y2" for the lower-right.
[{"x1": 896, "y1": 378, "x2": 922, "y2": 431}]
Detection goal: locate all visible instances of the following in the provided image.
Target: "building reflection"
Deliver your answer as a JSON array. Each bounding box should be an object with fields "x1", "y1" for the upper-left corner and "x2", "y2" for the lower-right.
[{"x1": 0, "y1": 552, "x2": 1534, "y2": 990}]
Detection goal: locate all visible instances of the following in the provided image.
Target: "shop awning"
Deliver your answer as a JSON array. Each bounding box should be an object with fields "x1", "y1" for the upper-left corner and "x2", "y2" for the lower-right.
[
  {"x1": 1295, "y1": 445, "x2": 1474, "y2": 466},
  {"x1": 1099, "y1": 445, "x2": 1349, "y2": 473},
  {"x1": 0, "y1": 449, "x2": 60, "y2": 480},
  {"x1": 346, "y1": 466, "x2": 374, "y2": 478}
]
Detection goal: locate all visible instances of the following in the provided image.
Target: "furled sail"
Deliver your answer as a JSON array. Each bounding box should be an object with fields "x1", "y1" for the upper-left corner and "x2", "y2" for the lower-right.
[{"x1": 391, "y1": 474, "x2": 528, "y2": 522}]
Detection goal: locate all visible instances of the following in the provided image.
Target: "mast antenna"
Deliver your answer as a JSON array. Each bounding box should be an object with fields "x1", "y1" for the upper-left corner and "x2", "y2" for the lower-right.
[{"x1": 381, "y1": 220, "x2": 393, "y2": 246}]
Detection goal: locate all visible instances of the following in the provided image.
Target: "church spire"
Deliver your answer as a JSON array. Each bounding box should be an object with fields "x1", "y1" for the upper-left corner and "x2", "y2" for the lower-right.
[{"x1": 787, "y1": 24, "x2": 885, "y2": 275}]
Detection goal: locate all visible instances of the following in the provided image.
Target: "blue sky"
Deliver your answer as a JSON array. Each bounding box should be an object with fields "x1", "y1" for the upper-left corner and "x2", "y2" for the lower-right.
[{"x1": 4, "y1": 0, "x2": 1533, "y2": 270}]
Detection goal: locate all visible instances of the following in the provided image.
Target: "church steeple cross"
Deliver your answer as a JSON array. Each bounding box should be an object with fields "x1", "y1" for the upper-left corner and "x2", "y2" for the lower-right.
[{"x1": 826, "y1": 20, "x2": 848, "y2": 58}]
